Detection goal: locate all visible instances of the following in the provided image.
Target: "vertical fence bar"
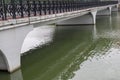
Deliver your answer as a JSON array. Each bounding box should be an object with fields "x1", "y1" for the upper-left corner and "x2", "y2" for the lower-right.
[
  {"x1": 3, "y1": 0, "x2": 7, "y2": 20},
  {"x1": 56, "y1": 1, "x2": 58, "y2": 13},
  {"x1": 39, "y1": 1, "x2": 42, "y2": 15},
  {"x1": 27, "y1": 0, "x2": 30, "y2": 17},
  {"x1": 48, "y1": 0, "x2": 51, "y2": 14},
  {"x1": 43, "y1": 1, "x2": 46, "y2": 15},
  {"x1": 33, "y1": 1, "x2": 36, "y2": 16},
  {"x1": 11, "y1": 0, "x2": 16, "y2": 19},
  {"x1": 19, "y1": 0, "x2": 24, "y2": 18},
  {"x1": 52, "y1": 1, "x2": 55, "y2": 14},
  {"x1": 59, "y1": 1, "x2": 62, "y2": 13}
]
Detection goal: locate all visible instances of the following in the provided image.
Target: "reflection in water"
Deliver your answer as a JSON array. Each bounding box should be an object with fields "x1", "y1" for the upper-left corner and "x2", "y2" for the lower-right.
[
  {"x1": 92, "y1": 25, "x2": 98, "y2": 41},
  {"x1": 70, "y1": 12, "x2": 120, "y2": 80},
  {"x1": 1, "y1": 12, "x2": 120, "y2": 80},
  {"x1": 0, "y1": 70, "x2": 23, "y2": 80}
]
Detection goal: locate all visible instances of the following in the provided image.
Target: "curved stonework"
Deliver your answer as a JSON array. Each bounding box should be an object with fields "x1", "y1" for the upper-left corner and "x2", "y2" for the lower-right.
[
  {"x1": 0, "y1": 24, "x2": 33, "y2": 72},
  {"x1": 97, "y1": 7, "x2": 112, "y2": 16},
  {"x1": 0, "y1": 50, "x2": 8, "y2": 70}
]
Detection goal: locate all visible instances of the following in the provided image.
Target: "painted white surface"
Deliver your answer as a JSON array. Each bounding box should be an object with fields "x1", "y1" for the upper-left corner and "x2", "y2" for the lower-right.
[
  {"x1": 0, "y1": 25, "x2": 33, "y2": 72},
  {"x1": 21, "y1": 25, "x2": 55, "y2": 53}
]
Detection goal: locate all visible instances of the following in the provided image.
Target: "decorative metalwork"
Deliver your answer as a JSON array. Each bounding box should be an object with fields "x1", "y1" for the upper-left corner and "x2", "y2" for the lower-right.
[{"x1": 0, "y1": 1, "x2": 118, "y2": 20}]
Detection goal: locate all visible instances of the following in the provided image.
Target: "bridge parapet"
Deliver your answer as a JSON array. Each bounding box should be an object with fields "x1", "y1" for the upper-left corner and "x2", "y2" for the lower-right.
[{"x1": 0, "y1": 1, "x2": 118, "y2": 22}]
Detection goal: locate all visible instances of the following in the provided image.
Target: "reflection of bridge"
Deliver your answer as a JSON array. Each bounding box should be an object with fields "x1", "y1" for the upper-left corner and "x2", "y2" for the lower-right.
[{"x1": 0, "y1": 1, "x2": 119, "y2": 73}]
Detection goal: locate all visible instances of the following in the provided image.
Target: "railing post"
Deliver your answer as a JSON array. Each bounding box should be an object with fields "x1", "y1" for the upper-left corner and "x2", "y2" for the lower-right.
[
  {"x1": 39, "y1": 1, "x2": 42, "y2": 15},
  {"x1": 3, "y1": 0, "x2": 7, "y2": 20},
  {"x1": 11, "y1": 0, "x2": 16, "y2": 19},
  {"x1": 62, "y1": 1, "x2": 65, "y2": 12},
  {"x1": 43, "y1": 1, "x2": 46, "y2": 15},
  {"x1": 27, "y1": 0, "x2": 30, "y2": 17},
  {"x1": 65, "y1": 1, "x2": 67, "y2": 12},
  {"x1": 33, "y1": 1, "x2": 36, "y2": 16},
  {"x1": 48, "y1": 0, "x2": 51, "y2": 14},
  {"x1": 19, "y1": 0, "x2": 24, "y2": 18},
  {"x1": 52, "y1": 1, "x2": 55, "y2": 14},
  {"x1": 0, "y1": 4, "x2": 3, "y2": 20}
]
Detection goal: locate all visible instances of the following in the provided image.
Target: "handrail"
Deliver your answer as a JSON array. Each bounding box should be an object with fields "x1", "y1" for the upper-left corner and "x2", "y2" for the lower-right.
[{"x1": 0, "y1": 1, "x2": 118, "y2": 21}]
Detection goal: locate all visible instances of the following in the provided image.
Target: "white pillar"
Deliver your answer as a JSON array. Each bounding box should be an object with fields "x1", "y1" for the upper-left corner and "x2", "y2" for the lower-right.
[
  {"x1": 91, "y1": 11, "x2": 97, "y2": 24},
  {"x1": 0, "y1": 24, "x2": 33, "y2": 72}
]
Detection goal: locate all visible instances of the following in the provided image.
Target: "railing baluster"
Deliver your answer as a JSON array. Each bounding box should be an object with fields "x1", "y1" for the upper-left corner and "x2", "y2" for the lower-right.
[
  {"x1": 11, "y1": 0, "x2": 16, "y2": 19},
  {"x1": 20, "y1": 0, "x2": 24, "y2": 18},
  {"x1": 27, "y1": 1, "x2": 30, "y2": 17},
  {"x1": 0, "y1": 1, "x2": 118, "y2": 21},
  {"x1": 33, "y1": 1, "x2": 36, "y2": 16},
  {"x1": 39, "y1": 1, "x2": 42, "y2": 15}
]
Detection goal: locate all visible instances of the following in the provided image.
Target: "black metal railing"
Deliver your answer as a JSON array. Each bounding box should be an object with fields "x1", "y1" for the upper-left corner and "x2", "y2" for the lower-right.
[{"x1": 0, "y1": 1, "x2": 118, "y2": 20}]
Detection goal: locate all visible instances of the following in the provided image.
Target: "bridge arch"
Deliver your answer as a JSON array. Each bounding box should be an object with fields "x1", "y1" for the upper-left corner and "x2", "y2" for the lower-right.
[
  {"x1": 56, "y1": 11, "x2": 97, "y2": 25},
  {"x1": 0, "y1": 24, "x2": 33, "y2": 72},
  {"x1": 0, "y1": 50, "x2": 9, "y2": 71}
]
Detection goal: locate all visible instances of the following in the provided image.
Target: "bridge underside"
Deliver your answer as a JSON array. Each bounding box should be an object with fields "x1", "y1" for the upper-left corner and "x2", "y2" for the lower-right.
[
  {"x1": 97, "y1": 7, "x2": 111, "y2": 16},
  {"x1": 56, "y1": 11, "x2": 97, "y2": 25}
]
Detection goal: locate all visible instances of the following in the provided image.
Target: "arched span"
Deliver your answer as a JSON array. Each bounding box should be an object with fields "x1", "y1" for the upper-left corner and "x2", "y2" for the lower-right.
[
  {"x1": 97, "y1": 7, "x2": 112, "y2": 16},
  {"x1": 0, "y1": 24, "x2": 33, "y2": 72},
  {"x1": 0, "y1": 50, "x2": 9, "y2": 71},
  {"x1": 56, "y1": 11, "x2": 97, "y2": 25}
]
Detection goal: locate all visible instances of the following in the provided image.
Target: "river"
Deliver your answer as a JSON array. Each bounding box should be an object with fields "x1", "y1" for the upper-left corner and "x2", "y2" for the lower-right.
[{"x1": 0, "y1": 12, "x2": 120, "y2": 80}]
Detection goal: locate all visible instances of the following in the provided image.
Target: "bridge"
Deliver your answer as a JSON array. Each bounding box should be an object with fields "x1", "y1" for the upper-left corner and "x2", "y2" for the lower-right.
[{"x1": 0, "y1": 0, "x2": 119, "y2": 73}]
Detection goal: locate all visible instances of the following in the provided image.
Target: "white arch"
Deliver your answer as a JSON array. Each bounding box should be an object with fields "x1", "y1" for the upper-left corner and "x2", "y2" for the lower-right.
[
  {"x1": 0, "y1": 24, "x2": 33, "y2": 72},
  {"x1": 0, "y1": 50, "x2": 9, "y2": 71}
]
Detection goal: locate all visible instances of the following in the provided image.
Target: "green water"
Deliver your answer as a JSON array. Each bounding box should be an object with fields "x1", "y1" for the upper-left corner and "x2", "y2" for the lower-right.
[{"x1": 1, "y1": 12, "x2": 120, "y2": 80}]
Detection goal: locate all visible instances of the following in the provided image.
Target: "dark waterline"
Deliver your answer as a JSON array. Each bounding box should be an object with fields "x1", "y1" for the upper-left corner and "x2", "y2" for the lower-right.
[{"x1": 0, "y1": 12, "x2": 120, "y2": 80}]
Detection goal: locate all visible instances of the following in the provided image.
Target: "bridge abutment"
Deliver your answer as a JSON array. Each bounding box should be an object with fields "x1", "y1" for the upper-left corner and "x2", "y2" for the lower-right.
[{"x1": 0, "y1": 24, "x2": 33, "y2": 72}]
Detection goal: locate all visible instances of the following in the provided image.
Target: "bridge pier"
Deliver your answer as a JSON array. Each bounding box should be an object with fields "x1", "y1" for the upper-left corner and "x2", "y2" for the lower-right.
[
  {"x1": 0, "y1": 24, "x2": 33, "y2": 72},
  {"x1": 97, "y1": 7, "x2": 112, "y2": 16},
  {"x1": 56, "y1": 11, "x2": 97, "y2": 25}
]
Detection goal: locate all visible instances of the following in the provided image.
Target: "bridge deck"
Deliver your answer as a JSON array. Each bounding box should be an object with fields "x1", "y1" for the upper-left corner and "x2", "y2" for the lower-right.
[{"x1": 0, "y1": 1, "x2": 118, "y2": 27}]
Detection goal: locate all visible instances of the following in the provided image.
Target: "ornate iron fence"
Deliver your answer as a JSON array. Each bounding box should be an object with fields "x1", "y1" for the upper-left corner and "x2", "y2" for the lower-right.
[{"x1": 0, "y1": 1, "x2": 118, "y2": 20}]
